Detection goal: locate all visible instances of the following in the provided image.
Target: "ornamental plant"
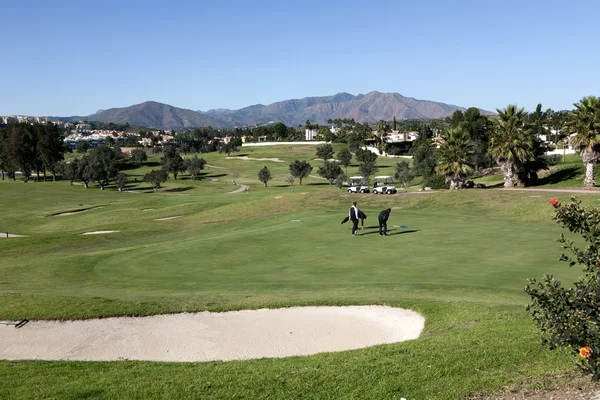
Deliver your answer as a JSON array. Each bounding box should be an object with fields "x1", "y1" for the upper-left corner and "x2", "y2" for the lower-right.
[{"x1": 525, "y1": 197, "x2": 600, "y2": 380}]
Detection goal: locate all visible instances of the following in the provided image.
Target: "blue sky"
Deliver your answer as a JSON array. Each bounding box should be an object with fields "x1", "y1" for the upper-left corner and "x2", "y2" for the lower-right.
[{"x1": 1, "y1": 0, "x2": 598, "y2": 116}]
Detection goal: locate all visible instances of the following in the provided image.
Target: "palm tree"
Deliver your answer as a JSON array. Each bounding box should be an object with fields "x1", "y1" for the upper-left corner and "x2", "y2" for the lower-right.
[
  {"x1": 375, "y1": 120, "x2": 391, "y2": 146},
  {"x1": 566, "y1": 96, "x2": 600, "y2": 187},
  {"x1": 488, "y1": 105, "x2": 532, "y2": 188},
  {"x1": 435, "y1": 127, "x2": 475, "y2": 189}
]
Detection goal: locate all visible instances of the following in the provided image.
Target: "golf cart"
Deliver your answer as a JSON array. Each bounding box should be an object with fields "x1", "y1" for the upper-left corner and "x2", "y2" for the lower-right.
[
  {"x1": 372, "y1": 176, "x2": 397, "y2": 194},
  {"x1": 347, "y1": 176, "x2": 370, "y2": 193}
]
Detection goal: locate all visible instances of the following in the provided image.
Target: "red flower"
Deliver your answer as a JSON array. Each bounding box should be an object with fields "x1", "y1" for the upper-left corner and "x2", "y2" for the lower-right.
[
  {"x1": 549, "y1": 199, "x2": 560, "y2": 206},
  {"x1": 580, "y1": 346, "x2": 592, "y2": 359}
]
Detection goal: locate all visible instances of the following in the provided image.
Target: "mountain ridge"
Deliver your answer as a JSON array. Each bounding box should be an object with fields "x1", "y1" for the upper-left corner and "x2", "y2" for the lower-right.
[{"x1": 51, "y1": 92, "x2": 494, "y2": 130}]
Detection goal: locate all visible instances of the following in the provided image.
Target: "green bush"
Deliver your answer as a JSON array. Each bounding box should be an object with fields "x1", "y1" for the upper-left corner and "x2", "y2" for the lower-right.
[{"x1": 525, "y1": 198, "x2": 600, "y2": 380}]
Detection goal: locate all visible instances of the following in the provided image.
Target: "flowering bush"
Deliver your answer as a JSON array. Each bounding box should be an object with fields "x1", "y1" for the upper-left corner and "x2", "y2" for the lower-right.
[{"x1": 525, "y1": 197, "x2": 600, "y2": 380}]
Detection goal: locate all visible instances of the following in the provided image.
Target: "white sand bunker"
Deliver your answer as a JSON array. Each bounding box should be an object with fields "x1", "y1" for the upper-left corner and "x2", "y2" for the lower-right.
[
  {"x1": 0, "y1": 306, "x2": 424, "y2": 362},
  {"x1": 0, "y1": 234, "x2": 27, "y2": 238},
  {"x1": 80, "y1": 230, "x2": 120, "y2": 235},
  {"x1": 154, "y1": 216, "x2": 183, "y2": 221},
  {"x1": 226, "y1": 156, "x2": 284, "y2": 163}
]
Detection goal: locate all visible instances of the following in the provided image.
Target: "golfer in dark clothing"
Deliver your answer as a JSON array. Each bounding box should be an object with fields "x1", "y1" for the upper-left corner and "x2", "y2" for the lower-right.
[
  {"x1": 341, "y1": 209, "x2": 367, "y2": 229},
  {"x1": 378, "y1": 208, "x2": 391, "y2": 236},
  {"x1": 349, "y1": 202, "x2": 359, "y2": 236}
]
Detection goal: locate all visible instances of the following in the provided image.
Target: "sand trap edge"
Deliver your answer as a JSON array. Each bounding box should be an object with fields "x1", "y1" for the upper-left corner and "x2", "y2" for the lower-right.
[{"x1": 0, "y1": 306, "x2": 425, "y2": 362}]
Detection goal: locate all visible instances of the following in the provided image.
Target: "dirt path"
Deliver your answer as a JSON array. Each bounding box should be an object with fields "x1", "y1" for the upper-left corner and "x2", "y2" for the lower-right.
[
  {"x1": 226, "y1": 184, "x2": 248, "y2": 194},
  {"x1": 0, "y1": 306, "x2": 424, "y2": 362},
  {"x1": 500, "y1": 187, "x2": 600, "y2": 194}
]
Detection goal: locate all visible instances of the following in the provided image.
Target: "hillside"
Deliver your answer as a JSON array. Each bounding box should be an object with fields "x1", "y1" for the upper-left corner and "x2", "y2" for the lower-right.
[{"x1": 52, "y1": 92, "x2": 494, "y2": 130}]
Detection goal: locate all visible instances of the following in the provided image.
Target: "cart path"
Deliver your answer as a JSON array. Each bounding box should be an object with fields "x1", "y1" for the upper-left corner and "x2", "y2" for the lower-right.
[
  {"x1": 225, "y1": 184, "x2": 248, "y2": 194},
  {"x1": 499, "y1": 187, "x2": 600, "y2": 194}
]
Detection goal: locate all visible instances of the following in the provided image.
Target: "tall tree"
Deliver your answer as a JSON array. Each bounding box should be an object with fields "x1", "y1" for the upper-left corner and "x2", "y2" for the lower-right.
[
  {"x1": 336, "y1": 148, "x2": 352, "y2": 173},
  {"x1": 316, "y1": 144, "x2": 334, "y2": 160},
  {"x1": 488, "y1": 105, "x2": 533, "y2": 188},
  {"x1": 161, "y1": 146, "x2": 186, "y2": 179},
  {"x1": 258, "y1": 166, "x2": 272, "y2": 187},
  {"x1": 411, "y1": 136, "x2": 439, "y2": 188},
  {"x1": 566, "y1": 96, "x2": 600, "y2": 187},
  {"x1": 272, "y1": 122, "x2": 288, "y2": 141},
  {"x1": 527, "y1": 103, "x2": 551, "y2": 139},
  {"x1": 375, "y1": 120, "x2": 391, "y2": 145},
  {"x1": 435, "y1": 127, "x2": 475, "y2": 189},
  {"x1": 87, "y1": 146, "x2": 118, "y2": 190},
  {"x1": 4, "y1": 124, "x2": 38, "y2": 182},
  {"x1": 36, "y1": 123, "x2": 65, "y2": 181},
  {"x1": 288, "y1": 160, "x2": 312, "y2": 185}
]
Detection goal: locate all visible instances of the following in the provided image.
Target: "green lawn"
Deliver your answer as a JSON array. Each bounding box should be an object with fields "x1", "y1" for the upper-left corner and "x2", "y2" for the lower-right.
[{"x1": 1, "y1": 145, "x2": 598, "y2": 399}]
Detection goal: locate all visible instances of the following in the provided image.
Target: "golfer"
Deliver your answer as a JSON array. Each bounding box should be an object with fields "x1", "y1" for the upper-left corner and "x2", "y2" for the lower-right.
[
  {"x1": 378, "y1": 208, "x2": 391, "y2": 236},
  {"x1": 349, "y1": 202, "x2": 360, "y2": 236},
  {"x1": 341, "y1": 209, "x2": 367, "y2": 229}
]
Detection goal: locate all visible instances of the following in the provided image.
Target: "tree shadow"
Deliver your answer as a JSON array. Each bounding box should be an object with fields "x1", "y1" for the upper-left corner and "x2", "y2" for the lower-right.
[
  {"x1": 537, "y1": 167, "x2": 580, "y2": 185},
  {"x1": 164, "y1": 186, "x2": 194, "y2": 192},
  {"x1": 126, "y1": 185, "x2": 155, "y2": 192},
  {"x1": 308, "y1": 182, "x2": 331, "y2": 186}
]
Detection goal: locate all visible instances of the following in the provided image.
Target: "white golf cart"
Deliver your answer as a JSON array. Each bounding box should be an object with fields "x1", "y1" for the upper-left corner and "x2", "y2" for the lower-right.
[
  {"x1": 347, "y1": 176, "x2": 370, "y2": 193},
  {"x1": 372, "y1": 176, "x2": 397, "y2": 194}
]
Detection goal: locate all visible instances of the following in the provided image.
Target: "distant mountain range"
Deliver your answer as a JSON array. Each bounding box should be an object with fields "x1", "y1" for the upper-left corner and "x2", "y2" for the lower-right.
[{"x1": 50, "y1": 91, "x2": 493, "y2": 130}]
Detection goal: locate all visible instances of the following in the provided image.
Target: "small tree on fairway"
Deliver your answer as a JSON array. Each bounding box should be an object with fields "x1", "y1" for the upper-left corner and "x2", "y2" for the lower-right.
[
  {"x1": 394, "y1": 161, "x2": 414, "y2": 191},
  {"x1": 115, "y1": 173, "x2": 128, "y2": 192},
  {"x1": 284, "y1": 175, "x2": 295, "y2": 192},
  {"x1": 77, "y1": 155, "x2": 92, "y2": 188},
  {"x1": 525, "y1": 198, "x2": 600, "y2": 380},
  {"x1": 76, "y1": 141, "x2": 90, "y2": 153},
  {"x1": 258, "y1": 166, "x2": 272, "y2": 187},
  {"x1": 316, "y1": 144, "x2": 334, "y2": 161},
  {"x1": 358, "y1": 161, "x2": 379, "y2": 184},
  {"x1": 60, "y1": 159, "x2": 79, "y2": 185},
  {"x1": 289, "y1": 160, "x2": 312, "y2": 185},
  {"x1": 337, "y1": 148, "x2": 352, "y2": 173},
  {"x1": 355, "y1": 148, "x2": 378, "y2": 164},
  {"x1": 335, "y1": 173, "x2": 347, "y2": 190},
  {"x1": 144, "y1": 169, "x2": 168, "y2": 190},
  {"x1": 317, "y1": 161, "x2": 342, "y2": 186},
  {"x1": 231, "y1": 170, "x2": 240, "y2": 185},
  {"x1": 130, "y1": 148, "x2": 148, "y2": 165},
  {"x1": 185, "y1": 155, "x2": 207, "y2": 180}
]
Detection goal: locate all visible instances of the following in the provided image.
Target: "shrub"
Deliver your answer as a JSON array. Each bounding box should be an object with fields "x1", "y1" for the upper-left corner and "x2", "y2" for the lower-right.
[
  {"x1": 543, "y1": 154, "x2": 562, "y2": 165},
  {"x1": 525, "y1": 198, "x2": 600, "y2": 380}
]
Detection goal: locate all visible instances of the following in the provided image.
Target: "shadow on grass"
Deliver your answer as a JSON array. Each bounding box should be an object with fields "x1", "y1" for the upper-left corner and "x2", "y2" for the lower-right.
[
  {"x1": 537, "y1": 166, "x2": 580, "y2": 185},
  {"x1": 307, "y1": 182, "x2": 331, "y2": 186},
  {"x1": 126, "y1": 186, "x2": 155, "y2": 192},
  {"x1": 164, "y1": 186, "x2": 194, "y2": 193}
]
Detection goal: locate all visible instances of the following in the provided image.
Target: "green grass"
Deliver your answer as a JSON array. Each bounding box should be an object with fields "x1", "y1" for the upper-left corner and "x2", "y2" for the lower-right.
[{"x1": 1, "y1": 144, "x2": 599, "y2": 399}]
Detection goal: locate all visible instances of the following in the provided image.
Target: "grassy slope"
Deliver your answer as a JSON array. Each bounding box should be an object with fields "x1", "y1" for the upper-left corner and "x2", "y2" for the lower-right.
[{"x1": 1, "y1": 145, "x2": 598, "y2": 399}]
